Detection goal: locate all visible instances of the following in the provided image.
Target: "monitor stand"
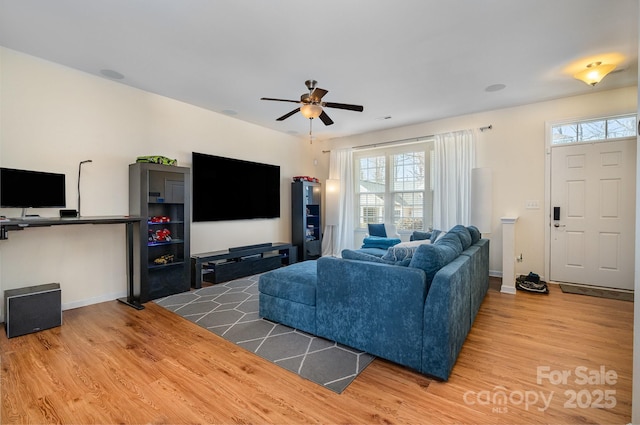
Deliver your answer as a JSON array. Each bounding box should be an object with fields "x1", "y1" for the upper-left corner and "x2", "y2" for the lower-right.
[{"x1": 20, "y1": 208, "x2": 41, "y2": 219}]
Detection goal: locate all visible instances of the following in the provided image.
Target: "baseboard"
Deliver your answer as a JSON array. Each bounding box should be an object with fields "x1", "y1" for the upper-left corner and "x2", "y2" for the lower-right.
[
  {"x1": 62, "y1": 290, "x2": 128, "y2": 311},
  {"x1": 500, "y1": 286, "x2": 517, "y2": 295}
]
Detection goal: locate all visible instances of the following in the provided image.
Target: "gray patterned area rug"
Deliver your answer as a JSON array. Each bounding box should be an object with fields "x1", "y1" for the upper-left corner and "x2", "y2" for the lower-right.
[{"x1": 153, "y1": 274, "x2": 375, "y2": 393}]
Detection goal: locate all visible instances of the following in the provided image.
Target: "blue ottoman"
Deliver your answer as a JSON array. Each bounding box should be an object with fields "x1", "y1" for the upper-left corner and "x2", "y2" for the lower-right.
[{"x1": 258, "y1": 260, "x2": 318, "y2": 334}]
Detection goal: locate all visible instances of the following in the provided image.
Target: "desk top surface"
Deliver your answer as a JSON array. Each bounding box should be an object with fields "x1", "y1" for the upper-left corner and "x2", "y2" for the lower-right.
[{"x1": 2, "y1": 215, "x2": 143, "y2": 226}]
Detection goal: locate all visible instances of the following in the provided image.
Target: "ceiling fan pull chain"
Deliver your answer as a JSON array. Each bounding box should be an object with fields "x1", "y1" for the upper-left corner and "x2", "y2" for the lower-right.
[{"x1": 309, "y1": 119, "x2": 313, "y2": 144}]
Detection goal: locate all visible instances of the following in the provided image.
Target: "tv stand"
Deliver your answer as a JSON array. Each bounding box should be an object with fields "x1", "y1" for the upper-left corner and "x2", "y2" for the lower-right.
[{"x1": 191, "y1": 242, "x2": 297, "y2": 288}]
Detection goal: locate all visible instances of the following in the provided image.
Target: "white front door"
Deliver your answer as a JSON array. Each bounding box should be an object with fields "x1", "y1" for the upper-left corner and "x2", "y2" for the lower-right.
[{"x1": 550, "y1": 138, "x2": 636, "y2": 290}]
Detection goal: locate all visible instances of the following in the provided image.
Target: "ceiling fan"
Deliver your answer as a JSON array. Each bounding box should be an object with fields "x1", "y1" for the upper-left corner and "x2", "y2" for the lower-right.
[{"x1": 261, "y1": 79, "x2": 364, "y2": 126}]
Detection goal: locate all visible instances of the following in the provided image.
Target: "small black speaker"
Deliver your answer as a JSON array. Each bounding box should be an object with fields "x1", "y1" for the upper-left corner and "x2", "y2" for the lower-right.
[
  {"x1": 60, "y1": 209, "x2": 78, "y2": 218},
  {"x1": 4, "y1": 283, "x2": 62, "y2": 338}
]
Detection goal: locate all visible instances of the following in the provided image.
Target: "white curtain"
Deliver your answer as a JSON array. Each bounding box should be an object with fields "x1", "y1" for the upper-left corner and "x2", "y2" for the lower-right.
[
  {"x1": 321, "y1": 148, "x2": 355, "y2": 256},
  {"x1": 433, "y1": 129, "x2": 476, "y2": 230}
]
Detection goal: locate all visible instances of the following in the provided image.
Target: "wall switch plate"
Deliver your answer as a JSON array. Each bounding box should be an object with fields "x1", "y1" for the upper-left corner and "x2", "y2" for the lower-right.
[{"x1": 525, "y1": 200, "x2": 540, "y2": 209}]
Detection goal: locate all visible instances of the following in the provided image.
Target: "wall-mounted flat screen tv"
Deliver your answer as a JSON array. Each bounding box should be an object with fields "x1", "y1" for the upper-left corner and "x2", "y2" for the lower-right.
[
  {"x1": 192, "y1": 152, "x2": 280, "y2": 222},
  {"x1": 0, "y1": 167, "x2": 66, "y2": 211}
]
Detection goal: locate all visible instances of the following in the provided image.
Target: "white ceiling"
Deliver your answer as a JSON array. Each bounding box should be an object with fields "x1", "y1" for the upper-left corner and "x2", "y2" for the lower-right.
[{"x1": 0, "y1": 1, "x2": 638, "y2": 142}]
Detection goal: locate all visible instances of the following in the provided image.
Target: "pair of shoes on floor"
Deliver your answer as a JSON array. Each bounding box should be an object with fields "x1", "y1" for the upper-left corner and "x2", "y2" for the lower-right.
[{"x1": 516, "y1": 273, "x2": 549, "y2": 294}]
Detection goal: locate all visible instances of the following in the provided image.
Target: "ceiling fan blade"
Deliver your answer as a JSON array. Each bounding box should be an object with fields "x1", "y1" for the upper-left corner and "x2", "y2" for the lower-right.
[
  {"x1": 319, "y1": 110, "x2": 334, "y2": 126},
  {"x1": 261, "y1": 97, "x2": 302, "y2": 104},
  {"x1": 310, "y1": 88, "x2": 328, "y2": 102},
  {"x1": 276, "y1": 108, "x2": 300, "y2": 121},
  {"x1": 323, "y1": 102, "x2": 364, "y2": 112}
]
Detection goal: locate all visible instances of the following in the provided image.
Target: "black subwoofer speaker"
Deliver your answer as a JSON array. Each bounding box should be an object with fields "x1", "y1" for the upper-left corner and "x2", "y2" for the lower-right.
[{"x1": 4, "y1": 283, "x2": 61, "y2": 338}]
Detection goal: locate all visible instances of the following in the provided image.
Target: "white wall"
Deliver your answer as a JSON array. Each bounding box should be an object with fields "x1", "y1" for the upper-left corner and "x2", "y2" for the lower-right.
[
  {"x1": 319, "y1": 86, "x2": 637, "y2": 276},
  {"x1": 0, "y1": 47, "x2": 317, "y2": 315}
]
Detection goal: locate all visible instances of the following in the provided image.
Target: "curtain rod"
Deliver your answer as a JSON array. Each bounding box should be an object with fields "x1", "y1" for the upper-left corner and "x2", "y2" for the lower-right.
[{"x1": 322, "y1": 124, "x2": 492, "y2": 153}]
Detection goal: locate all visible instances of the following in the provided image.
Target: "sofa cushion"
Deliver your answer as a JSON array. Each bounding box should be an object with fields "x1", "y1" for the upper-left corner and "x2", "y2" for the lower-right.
[
  {"x1": 361, "y1": 236, "x2": 401, "y2": 249},
  {"x1": 258, "y1": 260, "x2": 317, "y2": 306},
  {"x1": 467, "y1": 225, "x2": 481, "y2": 244},
  {"x1": 367, "y1": 223, "x2": 387, "y2": 237},
  {"x1": 448, "y1": 224, "x2": 472, "y2": 250},
  {"x1": 408, "y1": 242, "x2": 459, "y2": 285},
  {"x1": 434, "y1": 231, "x2": 464, "y2": 255}
]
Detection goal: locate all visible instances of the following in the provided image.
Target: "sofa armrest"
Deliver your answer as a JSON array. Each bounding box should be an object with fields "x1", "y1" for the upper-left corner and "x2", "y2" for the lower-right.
[
  {"x1": 421, "y1": 254, "x2": 473, "y2": 380},
  {"x1": 316, "y1": 256, "x2": 427, "y2": 371}
]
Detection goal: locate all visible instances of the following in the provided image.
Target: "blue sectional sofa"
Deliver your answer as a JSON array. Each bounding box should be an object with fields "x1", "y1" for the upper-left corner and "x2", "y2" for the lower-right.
[{"x1": 258, "y1": 225, "x2": 489, "y2": 381}]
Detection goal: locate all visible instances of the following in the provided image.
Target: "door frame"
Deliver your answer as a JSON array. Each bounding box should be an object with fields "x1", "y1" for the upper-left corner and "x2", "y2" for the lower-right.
[{"x1": 543, "y1": 114, "x2": 637, "y2": 285}]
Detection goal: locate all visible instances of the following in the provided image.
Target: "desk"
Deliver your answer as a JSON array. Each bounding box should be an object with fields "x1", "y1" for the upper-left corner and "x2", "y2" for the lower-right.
[
  {"x1": 1, "y1": 215, "x2": 144, "y2": 309},
  {"x1": 191, "y1": 242, "x2": 297, "y2": 288}
]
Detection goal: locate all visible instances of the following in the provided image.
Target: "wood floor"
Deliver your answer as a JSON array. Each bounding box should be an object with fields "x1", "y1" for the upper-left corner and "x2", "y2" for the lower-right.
[{"x1": 1, "y1": 278, "x2": 633, "y2": 424}]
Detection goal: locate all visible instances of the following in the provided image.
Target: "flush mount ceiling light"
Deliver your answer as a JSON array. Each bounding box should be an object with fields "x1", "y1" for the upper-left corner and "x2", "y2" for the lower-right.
[
  {"x1": 573, "y1": 62, "x2": 616, "y2": 86},
  {"x1": 485, "y1": 83, "x2": 506, "y2": 92},
  {"x1": 100, "y1": 69, "x2": 125, "y2": 80}
]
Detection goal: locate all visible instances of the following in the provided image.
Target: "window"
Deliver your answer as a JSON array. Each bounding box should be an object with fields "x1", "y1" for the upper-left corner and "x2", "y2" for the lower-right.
[
  {"x1": 551, "y1": 114, "x2": 636, "y2": 145},
  {"x1": 355, "y1": 142, "x2": 433, "y2": 232}
]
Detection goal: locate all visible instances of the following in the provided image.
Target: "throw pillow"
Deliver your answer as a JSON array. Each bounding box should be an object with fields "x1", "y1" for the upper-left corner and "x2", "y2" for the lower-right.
[
  {"x1": 394, "y1": 239, "x2": 431, "y2": 248},
  {"x1": 408, "y1": 243, "x2": 459, "y2": 285},
  {"x1": 367, "y1": 223, "x2": 387, "y2": 237},
  {"x1": 382, "y1": 245, "x2": 416, "y2": 262}
]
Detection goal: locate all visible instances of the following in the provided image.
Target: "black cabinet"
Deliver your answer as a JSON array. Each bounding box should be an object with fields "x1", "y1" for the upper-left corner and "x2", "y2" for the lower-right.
[
  {"x1": 129, "y1": 163, "x2": 190, "y2": 302},
  {"x1": 291, "y1": 181, "x2": 321, "y2": 260},
  {"x1": 191, "y1": 242, "x2": 298, "y2": 288}
]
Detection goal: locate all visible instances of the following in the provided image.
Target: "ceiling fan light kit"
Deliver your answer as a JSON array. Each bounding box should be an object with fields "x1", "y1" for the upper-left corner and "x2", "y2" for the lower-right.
[
  {"x1": 300, "y1": 103, "x2": 323, "y2": 119},
  {"x1": 574, "y1": 61, "x2": 616, "y2": 86}
]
